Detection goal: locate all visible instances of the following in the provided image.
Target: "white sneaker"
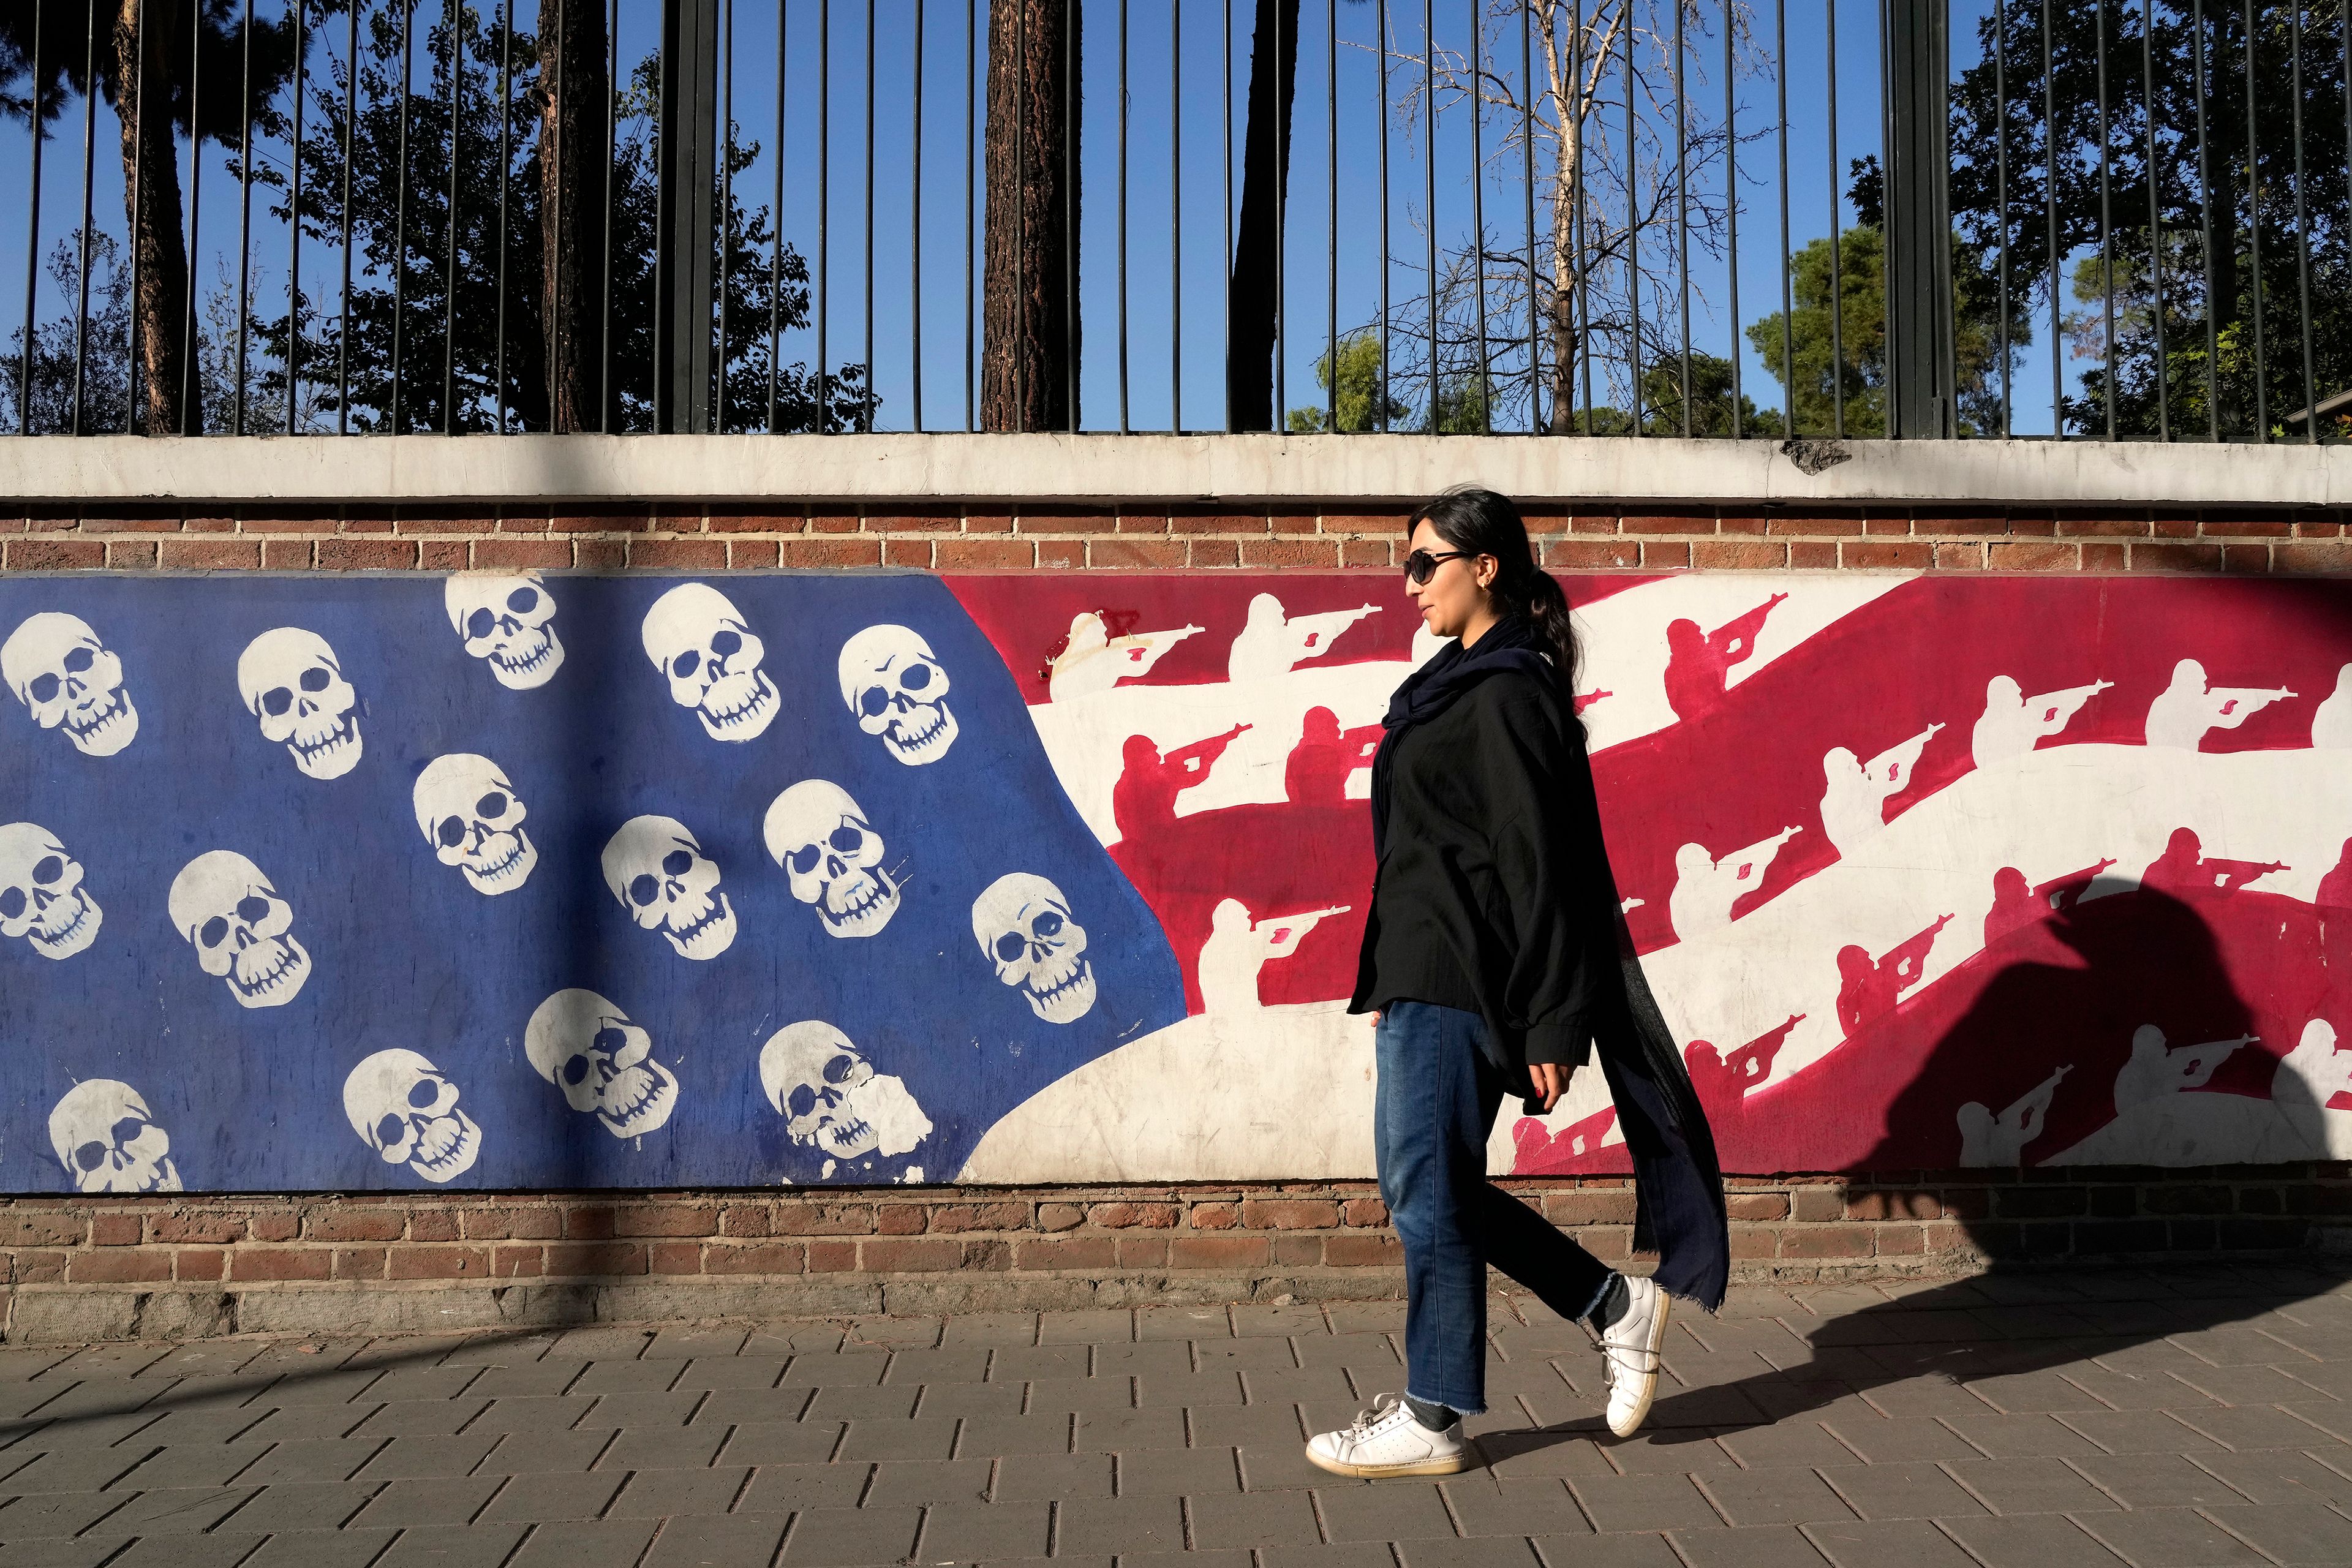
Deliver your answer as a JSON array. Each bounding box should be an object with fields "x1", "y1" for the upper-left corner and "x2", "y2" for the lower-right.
[
  {"x1": 1596, "y1": 1274, "x2": 1671, "y2": 1437},
  {"x1": 1304, "y1": 1393, "x2": 1473, "y2": 1478}
]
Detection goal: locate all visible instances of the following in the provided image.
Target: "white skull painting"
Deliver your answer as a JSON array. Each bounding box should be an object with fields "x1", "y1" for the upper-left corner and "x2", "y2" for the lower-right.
[
  {"x1": 0, "y1": 822, "x2": 103, "y2": 960},
  {"x1": 758, "y1": 1020, "x2": 933, "y2": 1173},
  {"x1": 601, "y1": 815, "x2": 739, "y2": 959},
  {"x1": 763, "y1": 779, "x2": 900, "y2": 938},
  {"x1": 640, "y1": 583, "x2": 780, "y2": 741},
  {"x1": 972, "y1": 872, "x2": 1097, "y2": 1024},
  {"x1": 412, "y1": 753, "x2": 537, "y2": 895},
  {"x1": 167, "y1": 850, "x2": 312, "y2": 1008},
  {"x1": 343, "y1": 1049, "x2": 481, "y2": 1183},
  {"x1": 1, "y1": 612, "x2": 138, "y2": 756},
  {"x1": 837, "y1": 624, "x2": 959, "y2": 765},
  {"x1": 524, "y1": 989, "x2": 680, "y2": 1139},
  {"x1": 48, "y1": 1080, "x2": 181, "y2": 1194},
  {"x1": 237, "y1": 627, "x2": 363, "y2": 779},
  {"x1": 445, "y1": 572, "x2": 565, "y2": 688}
]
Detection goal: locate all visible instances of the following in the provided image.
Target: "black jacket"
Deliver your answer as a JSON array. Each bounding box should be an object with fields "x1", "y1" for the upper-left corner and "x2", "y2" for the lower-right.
[{"x1": 1351, "y1": 616, "x2": 1731, "y2": 1310}]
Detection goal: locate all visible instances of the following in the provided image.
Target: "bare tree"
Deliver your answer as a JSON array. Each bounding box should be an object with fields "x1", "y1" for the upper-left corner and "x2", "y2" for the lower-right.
[
  {"x1": 1371, "y1": 0, "x2": 1764, "y2": 432},
  {"x1": 981, "y1": 0, "x2": 1079, "y2": 432}
]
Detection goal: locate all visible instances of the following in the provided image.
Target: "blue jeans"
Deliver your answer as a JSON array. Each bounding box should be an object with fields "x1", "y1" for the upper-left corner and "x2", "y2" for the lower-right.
[{"x1": 1374, "y1": 1000, "x2": 1615, "y2": 1415}]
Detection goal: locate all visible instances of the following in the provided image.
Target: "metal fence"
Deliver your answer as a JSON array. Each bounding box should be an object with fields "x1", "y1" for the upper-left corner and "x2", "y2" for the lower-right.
[{"x1": 2, "y1": 0, "x2": 2346, "y2": 440}]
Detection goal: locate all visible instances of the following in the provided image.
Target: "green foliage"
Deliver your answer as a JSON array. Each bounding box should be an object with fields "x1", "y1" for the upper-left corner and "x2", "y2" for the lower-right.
[{"x1": 1285, "y1": 331, "x2": 1411, "y2": 432}]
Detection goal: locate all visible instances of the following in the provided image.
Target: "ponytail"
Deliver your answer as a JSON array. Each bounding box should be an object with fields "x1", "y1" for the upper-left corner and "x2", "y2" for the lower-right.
[{"x1": 1406, "y1": 485, "x2": 1585, "y2": 733}]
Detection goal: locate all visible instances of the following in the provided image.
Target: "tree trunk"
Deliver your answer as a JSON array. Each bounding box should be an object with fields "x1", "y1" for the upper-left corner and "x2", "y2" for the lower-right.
[
  {"x1": 1226, "y1": 0, "x2": 1300, "y2": 431},
  {"x1": 981, "y1": 0, "x2": 1079, "y2": 432},
  {"x1": 540, "y1": 0, "x2": 610, "y2": 432},
  {"x1": 115, "y1": 0, "x2": 190, "y2": 435}
]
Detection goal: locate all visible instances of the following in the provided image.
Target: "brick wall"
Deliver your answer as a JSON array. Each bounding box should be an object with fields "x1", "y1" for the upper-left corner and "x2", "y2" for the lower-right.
[
  {"x1": 4, "y1": 499, "x2": 2348, "y2": 575},
  {"x1": 5, "y1": 486, "x2": 2350, "y2": 1339},
  {"x1": 6, "y1": 1169, "x2": 2350, "y2": 1343}
]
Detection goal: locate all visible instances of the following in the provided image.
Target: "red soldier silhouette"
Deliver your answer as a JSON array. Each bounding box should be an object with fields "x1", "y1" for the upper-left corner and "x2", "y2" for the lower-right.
[
  {"x1": 1663, "y1": 594, "x2": 1789, "y2": 723},
  {"x1": 1110, "y1": 725, "x2": 1250, "y2": 843},
  {"x1": 1283, "y1": 706, "x2": 1384, "y2": 807},
  {"x1": 2139, "y1": 826, "x2": 2285, "y2": 900},
  {"x1": 1684, "y1": 1012, "x2": 1804, "y2": 1127},
  {"x1": 1983, "y1": 858, "x2": 2117, "y2": 947},
  {"x1": 2318, "y1": 837, "x2": 2352, "y2": 911},
  {"x1": 1835, "y1": 914, "x2": 1953, "y2": 1039}
]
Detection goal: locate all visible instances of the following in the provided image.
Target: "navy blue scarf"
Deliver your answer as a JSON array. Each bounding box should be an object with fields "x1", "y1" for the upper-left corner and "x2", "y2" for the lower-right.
[{"x1": 1369, "y1": 614, "x2": 1551, "y2": 856}]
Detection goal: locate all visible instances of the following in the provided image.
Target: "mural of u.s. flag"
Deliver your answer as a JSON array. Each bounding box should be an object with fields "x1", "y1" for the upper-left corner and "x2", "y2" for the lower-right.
[
  {"x1": 0, "y1": 574, "x2": 1184, "y2": 1195},
  {"x1": 6, "y1": 568, "x2": 2352, "y2": 1196}
]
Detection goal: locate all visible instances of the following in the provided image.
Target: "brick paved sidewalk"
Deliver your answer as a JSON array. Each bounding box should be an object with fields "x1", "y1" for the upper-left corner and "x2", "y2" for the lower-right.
[{"x1": 2, "y1": 1264, "x2": 2351, "y2": 1567}]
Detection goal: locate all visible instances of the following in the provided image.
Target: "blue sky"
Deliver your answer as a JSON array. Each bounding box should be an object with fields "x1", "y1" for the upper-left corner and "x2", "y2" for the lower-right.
[{"x1": 4, "y1": 0, "x2": 2074, "y2": 435}]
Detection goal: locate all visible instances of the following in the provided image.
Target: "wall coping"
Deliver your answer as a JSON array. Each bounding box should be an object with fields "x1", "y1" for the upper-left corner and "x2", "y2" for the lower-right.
[{"x1": 2, "y1": 432, "x2": 2343, "y2": 508}]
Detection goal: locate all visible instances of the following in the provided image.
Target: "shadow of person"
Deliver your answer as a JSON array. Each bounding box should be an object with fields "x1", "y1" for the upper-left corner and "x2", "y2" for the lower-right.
[{"x1": 1480, "y1": 879, "x2": 2352, "y2": 1471}]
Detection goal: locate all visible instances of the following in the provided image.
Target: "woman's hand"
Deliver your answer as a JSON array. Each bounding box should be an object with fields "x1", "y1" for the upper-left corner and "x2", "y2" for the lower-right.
[{"x1": 1528, "y1": 1061, "x2": 1569, "y2": 1113}]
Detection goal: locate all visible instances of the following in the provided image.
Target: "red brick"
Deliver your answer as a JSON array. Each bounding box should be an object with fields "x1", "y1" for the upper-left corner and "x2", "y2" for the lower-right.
[
  {"x1": 1240, "y1": 539, "x2": 1341, "y2": 569},
  {"x1": 1036, "y1": 1204, "x2": 1086, "y2": 1232},
  {"x1": 77, "y1": 511, "x2": 181, "y2": 533},
  {"x1": 777, "y1": 536, "x2": 883, "y2": 567},
  {"x1": 335, "y1": 1247, "x2": 389, "y2": 1279},
  {"x1": 464, "y1": 1207, "x2": 564, "y2": 1241},
  {"x1": 107, "y1": 540, "x2": 159, "y2": 568},
  {"x1": 1341, "y1": 1197, "x2": 1389, "y2": 1227},
  {"x1": 175, "y1": 1248, "x2": 226, "y2": 1280},
  {"x1": 91, "y1": 1213, "x2": 145, "y2": 1246},
  {"x1": 240, "y1": 512, "x2": 339, "y2": 533},
  {"x1": 1087, "y1": 1202, "x2": 1180, "y2": 1230},
  {"x1": 861, "y1": 510, "x2": 963, "y2": 533},
  {"x1": 706, "y1": 1243, "x2": 807, "y2": 1275},
  {"x1": 317, "y1": 539, "x2": 418, "y2": 571},
  {"x1": 726, "y1": 540, "x2": 781, "y2": 568},
  {"x1": 1541, "y1": 1192, "x2": 1636, "y2": 1226},
  {"x1": 628, "y1": 538, "x2": 728, "y2": 570},
  {"x1": 1875, "y1": 1225, "x2": 1926, "y2": 1254},
  {"x1": 1017, "y1": 509, "x2": 1114, "y2": 534},
  {"x1": 859, "y1": 1238, "x2": 960, "y2": 1272},
  {"x1": 1934, "y1": 542, "x2": 1988, "y2": 570},
  {"x1": 408, "y1": 1210, "x2": 460, "y2": 1242},
  {"x1": 496, "y1": 510, "x2": 552, "y2": 533},
  {"x1": 2152, "y1": 514, "x2": 2199, "y2": 539},
  {"x1": 575, "y1": 539, "x2": 626, "y2": 568},
  {"x1": 1188, "y1": 1202, "x2": 1240, "y2": 1231},
  {"x1": 1862, "y1": 516, "x2": 1913, "y2": 537},
  {"x1": 1115, "y1": 1236, "x2": 1169, "y2": 1267},
  {"x1": 1845, "y1": 1189, "x2": 1940, "y2": 1221},
  {"x1": 1839, "y1": 541, "x2": 1929, "y2": 569},
  {"x1": 2200, "y1": 517, "x2": 2293, "y2": 538},
  {"x1": 1340, "y1": 539, "x2": 1393, "y2": 568},
  {"x1": 1727, "y1": 1226, "x2": 1779, "y2": 1259},
  {"x1": 305, "y1": 1210, "x2": 407, "y2": 1243},
  {"x1": 1168, "y1": 1235, "x2": 1270, "y2": 1269},
  {"x1": 1012, "y1": 1236, "x2": 1119, "y2": 1270},
  {"x1": 1716, "y1": 513, "x2": 1770, "y2": 535},
  {"x1": 1188, "y1": 538, "x2": 1242, "y2": 567},
  {"x1": 340, "y1": 514, "x2": 397, "y2": 533},
  {"x1": 936, "y1": 538, "x2": 1033, "y2": 570},
  {"x1": 1171, "y1": 510, "x2": 1269, "y2": 535},
  {"x1": 68, "y1": 1250, "x2": 175, "y2": 1284},
  {"x1": 1543, "y1": 539, "x2": 1639, "y2": 570},
  {"x1": 0, "y1": 1214, "x2": 82, "y2": 1248},
  {"x1": 1088, "y1": 538, "x2": 1188, "y2": 568},
  {"x1": 1323, "y1": 1234, "x2": 1406, "y2": 1267},
  {"x1": 881, "y1": 538, "x2": 934, "y2": 568},
  {"x1": 551, "y1": 510, "x2": 652, "y2": 534},
  {"x1": 1766, "y1": 514, "x2": 1865, "y2": 537},
  {"x1": 1788, "y1": 541, "x2": 1838, "y2": 568},
  {"x1": 262, "y1": 540, "x2": 316, "y2": 568},
  {"x1": 13, "y1": 1251, "x2": 66, "y2": 1284},
  {"x1": 962, "y1": 1239, "x2": 1013, "y2": 1270},
  {"x1": 2081, "y1": 541, "x2": 2127, "y2": 570},
  {"x1": 565, "y1": 1206, "x2": 617, "y2": 1240},
  {"x1": 546, "y1": 1242, "x2": 649, "y2": 1276},
  {"x1": 470, "y1": 538, "x2": 571, "y2": 570},
  {"x1": 247, "y1": 1212, "x2": 300, "y2": 1242},
  {"x1": 2218, "y1": 543, "x2": 2271, "y2": 573},
  {"x1": 151, "y1": 1213, "x2": 244, "y2": 1245},
  {"x1": 807, "y1": 511, "x2": 861, "y2": 533},
  {"x1": 929, "y1": 1203, "x2": 1032, "y2": 1234},
  {"x1": 1988, "y1": 541, "x2": 2079, "y2": 571},
  {"x1": 9, "y1": 539, "x2": 105, "y2": 570},
  {"x1": 2128, "y1": 542, "x2": 2225, "y2": 572},
  {"x1": 873, "y1": 1205, "x2": 929, "y2": 1236},
  {"x1": 2054, "y1": 511, "x2": 2152, "y2": 537},
  {"x1": 2275, "y1": 541, "x2": 2352, "y2": 575},
  {"x1": 807, "y1": 1239, "x2": 858, "y2": 1272},
  {"x1": 1691, "y1": 540, "x2": 1786, "y2": 570},
  {"x1": 1642, "y1": 541, "x2": 1692, "y2": 568},
  {"x1": 491, "y1": 1245, "x2": 545, "y2": 1278},
  {"x1": 393, "y1": 511, "x2": 497, "y2": 535},
  {"x1": 1036, "y1": 539, "x2": 1085, "y2": 569},
  {"x1": 1617, "y1": 512, "x2": 1714, "y2": 537},
  {"x1": 1115, "y1": 510, "x2": 1171, "y2": 533},
  {"x1": 1724, "y1": 1194, "x2": 1790, "y2": 1222},
  {"x1": 159, "y1": 538, "x2": 263, "y2": 570},
  {"x1": 1319, "y1": 512, "x2": 1406, "y2": 537},
  {"x1": 418, "y1": 541, "x2": 468, "y2": 570},
  {"x1": 614, "y1": 1204, "x2": 720, "y2": 1238},
  {"x1": 650, "y1": 1242, "x2": 701, "y2": 1275},
  {"x1": 1777, "y1": 1224, "x2": 1875, "y2": 1259},
  {"x1": 718, "y1": 1204, "x2": 775, "y2": 1238},
  {"x1": 1239, "y1": 1199, "x2": 1340, "y2": 1231},
  {"x1": 229, "y1": 1248, "x2": 333, "y2": 1282},
  {"x1": 1789, "y1": 1186, "x2": 1846, "y2": 1223},
  {"x1": 773, "y1": 1203, "x2": 876, "y2": 1236},
  {"x1": 708, "y1": 510, "x2": 806, "y2": 533},
  {"x1": 388, "y1": 1246, "x2": 490, "y2": 1280}
]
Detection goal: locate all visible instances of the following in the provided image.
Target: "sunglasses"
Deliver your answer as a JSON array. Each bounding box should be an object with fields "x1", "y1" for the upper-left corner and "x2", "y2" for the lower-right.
[{"x1": 1403, "y1": 548, "x2": 1475, "y2": 586}]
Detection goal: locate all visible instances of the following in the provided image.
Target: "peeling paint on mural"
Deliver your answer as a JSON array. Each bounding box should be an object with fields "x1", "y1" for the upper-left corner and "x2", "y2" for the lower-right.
[{"x1": 3, "y1": 572, "x2": 2350, "y2": 1193}]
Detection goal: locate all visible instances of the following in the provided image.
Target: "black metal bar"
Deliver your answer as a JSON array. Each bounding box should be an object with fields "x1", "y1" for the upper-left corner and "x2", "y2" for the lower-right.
[
  {"x1": 446, "y1": 0, "x2": 462, "y2": 432},
  {"x1": 2290, "y1": 0, "x2": 2316, "y2": 442},
  {"x1": 1378, "y1": 0, "x2": 1389, "y2": 429},
  {"x1": 862, "y1": 0, "x2": 873, "y2": 431},
  {"x1": 1425, "y1": 0, "x2": 1434, "y2": 429},
  {"x1": 1725, "y1": 0, "x2": 1740, "y2": 438},
  {"x1": 128, "y1": 0, "x2": 148, "y2": 432},
  {"x1": 1523, "y1": 1, "x2": 1537, "y2": 434},
  {"x1": 1472, "y1": 9, "x2": 1489, "y2": 432},
  {"x1": 2245, "y1": 0, "x2": 2266, "y2": 438},
  {"x1": 603, "y1": 0, "x2": 617, "y2": 429},
  {"x1": 2095, "y1": 0, "x2": 2113, "y2": 439},
  {"x1": 71, "y1": 0, "x2": 98, "y2": 436},
  {"x1": 963, "y1": 0, "x2": 973, "y2": 430},
  {"x1": 1276, "y1": 0, "x2": 1289, "y2": 427},
  {"x1": 2142, "y1": 0, "x2": 2165, "y2": 440},
  {"x1": 18, "y1": 0, "x2": 39, "y2": 436},
  {"x1": 1883, "y1": 0, "x2": 1954, "y2": 437},
  {"x1": 1119, "y1": 0, "x2": 1130, "y2": 432},
  {"x1": 339, "y1": 0, "x2": 356, "y2": 433},
  {"x1": 1675, "y1": 0, "x2": 1689, "y2": 436},
  {"x1": 1776, "y1": 0, "x2": 1793, "y2": 432},
  {"x1": 1223, "y1": 0, "x2": 1232, "y2": 431},
  {"x1": 1994, "y1": 0, "x2": 2008, "y2": 435},
  {"x1": 2041, "y1": 0, "x2": 2057, "y2": 434},
  {"x1": 547, "y1": 0, "x2": 562, "y2": 428},
  {"x1": 183, "y1": 1, "x2": 205, "y2": 431},
  {"x1": 1014, "y1": 0, "x2": 1025, "y2": 425},
  {"x1": 1826, "y1": 0, "x2": 1841, "y2": 437},
  {"x1": 2194, "y1": 0, "x2": 2215, "y2": 440},
  {"x1": 1172, "y1": 0, "x2": 1183, "y2": 431},
  {"x1": 288, "y1": 0, "x2": 306, "y2": 434},
  {"x1": 819, "y1": 0, "x2": 829, "y2": 427},
  {"x1": 659, "y1": 0, "x2": 720, "y2": 432},
  {"x1": 913, "y1": 0, "x2": 925, "y2": 432},
  {"x1": 232, "y1": 0, "x2": 255, "y2": 434},
  {"x1": 1626, "y1": 2, "x2": 1640, "y2": 434},
  {"x1": 1327, "y1": 0, "x2": 1336, "y2": 432},
  {"x1": 393, "y1": 0, "x2": 412, "y2": 432},
  {"x1": 720, "y1": 0, "x2": 735, "y2": 431},
  {"x1": 770, "y1": 0, "x2": 786, "y2": 430},
  {"x1": 497, "y1": 0, "x2": 512, "y2": 433},
  {"x1": 1063, "y1": 0, "x2": 1078, "y2": 432}
]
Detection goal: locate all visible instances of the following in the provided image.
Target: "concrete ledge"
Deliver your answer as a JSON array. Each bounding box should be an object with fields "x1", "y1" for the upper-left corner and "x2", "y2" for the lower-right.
[{"x1": 2, "y1": 432, "x2": 2344, "y2": 508}]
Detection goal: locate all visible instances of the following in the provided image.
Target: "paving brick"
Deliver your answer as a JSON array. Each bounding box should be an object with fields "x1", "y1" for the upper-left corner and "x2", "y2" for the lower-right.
[
  {"x1": 110, "y1": 1534, "x2": 268, "y2": 1568},
  {"x1": 1117, "y1": 1444, "x2": 1240, "y2": 1496},
  {"x1": 1052, "y1": 1494, "x2": 1188, "y2": 1555},
  {"x1": 732, "y1": 1463, "x2": 876, "y2": 1517},
  {"x1": 0, "y1": 1490, "x2": 135, "y2": 1539},
  {"x1": 1314, "y1": 1480, "x2": 1458, "y2": 1540},
  {"x1": 594, "y1": 1426, "x2": 728, "y2": 1471},
  {"x1": 1801, "y1": 1517, "x2": 1980, "y2": 1568},
  {"x1": 349, "y1": 1475, "x2": 506, "y2": 1528},
  {"x1": 2071, "y1": 1506, "x2": 2269, "y2": 1566},
  {"x1": 1669, "y1": 1523, "x2": 1836, "y2": 1568},
  {"x1": 1443, "y1": 1475, "x2": 1588, "y2": 1537},
  {"x1": 506, "y1": 1517, "x2": 663, "y2": 1566},
  {"x1": 374, "y1": 1523, "x2": 532, "y2": 1566},
  {"x1": 232, "y1": 1437, "x2": 389, "y2": 1484},
  {"x1": 221, "y1": 1479, "x2": 383, "y2": 1531},
  {"x1": 241, "y1": 1526, "x2": 402, "y2": 1566},
  {"x1": 1936, "y1": 1513, "x2": 2132, "y2": 1568},
  {"x1": 1189, "y1": 1486, "x2": 1324, "y2": 1550},
  {"x1": 1529, "y1": 1533, "x2": 1686, "y2": 1568},
  {"x1": 1570, "y1": 1472, "x2": 1724, "y2": 1532},
  {"x1": 2069, "y1": 1451, "x2": 2258, "y2": 1509},
  {"x1": 477, "y1": 1430, "x2": 614, "y2": 1474},
  {"x1": 915, "y1": 1499, "x2": 1052, "y2": 1559},
  {"x1": 641, "y1": 1513, "x2": 790, "y2": 1566},
  {"x1": 2198, "y1": 1502, "x2": 2352, "y2": 1566},
  {"x1": 859, "y1": 1458, "x2": 991, "y2": 1506},
  {"x1": 714, "y1": 1420, "x2": 843, "y2": 1466},
  {"x1": 776, "y1": 1504, "x2": 921, "y2": 1566},
  {"x1": 354, "y1": 1398, "x2": 494, "y2": 1437},
  {"x1": 355, "y1": 1434, "x2": 504, "y2": 1480}
]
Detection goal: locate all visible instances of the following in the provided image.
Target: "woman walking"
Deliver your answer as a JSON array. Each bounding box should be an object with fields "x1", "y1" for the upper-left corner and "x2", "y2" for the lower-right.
[{"x1": 1306, "y1": 486, "x2": 1730, "y2": 1479}]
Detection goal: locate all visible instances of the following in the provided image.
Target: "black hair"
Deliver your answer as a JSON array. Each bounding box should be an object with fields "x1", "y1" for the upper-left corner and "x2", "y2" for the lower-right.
[{"x1": 1407, "y1": 484, "x2": 1585, "y2": 726}]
